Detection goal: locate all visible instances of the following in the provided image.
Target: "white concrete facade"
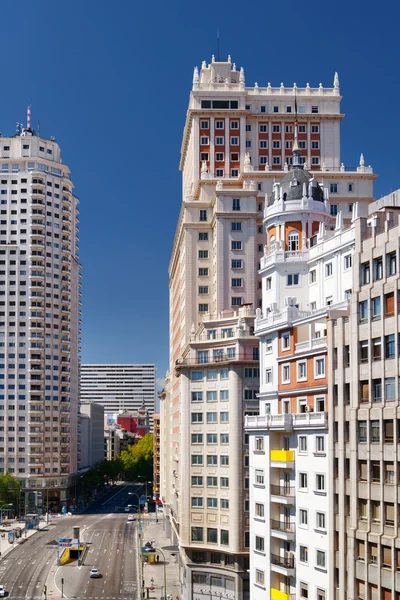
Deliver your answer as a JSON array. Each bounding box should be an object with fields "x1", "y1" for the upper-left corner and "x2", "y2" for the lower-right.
[
  {"x1": 80, "y1": 364, "x2": 156, "y2": 414},
  {"x1": 79, "y1": 401, "x2": 105, "y2": 469},
  {"x1": 0, "y1": 121, "x2": 81, "y2": 509}
]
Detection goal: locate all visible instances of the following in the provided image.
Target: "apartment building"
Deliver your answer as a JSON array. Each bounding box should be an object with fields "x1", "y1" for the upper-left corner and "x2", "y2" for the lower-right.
[
  {"x1": 161, "y1": 55, "x2": 376, "y2": 600},
  {"x1": 0, "y1": 116, "x2": 81, "y2": 512},
  {"x1": 330, "y1": 191, "x2": 400, "y2": 600},
  {"x1": 80, "y1": 363, "x2": 155, "y2": 415}
]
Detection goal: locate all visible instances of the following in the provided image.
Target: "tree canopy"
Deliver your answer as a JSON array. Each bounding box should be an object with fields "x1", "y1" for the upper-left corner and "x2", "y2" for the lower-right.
[{"x1": 0, "y1": 472, "x2": 21, "y2": 507}]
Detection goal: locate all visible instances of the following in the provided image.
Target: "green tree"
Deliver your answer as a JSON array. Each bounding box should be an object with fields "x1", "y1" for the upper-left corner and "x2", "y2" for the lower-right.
[
  {"x1": 120, "y1": 434, "x2": 154, "y2": 482},
  {"x1": 0, "y1": 472, "x2": 21, "y2": 508}
]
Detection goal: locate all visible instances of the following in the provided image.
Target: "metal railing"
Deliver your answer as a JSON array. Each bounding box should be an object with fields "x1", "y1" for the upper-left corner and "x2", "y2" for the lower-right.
[
  {"x1": 270, "y1": 485, "x2": 295, "y2": 497},
  {"x1": 176, "y1": 353, "x2": 258, "y2": 367},
  {"x1": 270, "y1": 553, "x2": 295, "y2": 569},
  {"x1": 270, "y1": 519, "x2": 296, "y2": 533}
]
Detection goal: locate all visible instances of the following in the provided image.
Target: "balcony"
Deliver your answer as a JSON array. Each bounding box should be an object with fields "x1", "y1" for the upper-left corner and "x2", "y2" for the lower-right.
[
  {"x1": 295, "y1": 336, "x2": 327, "y2": 352},
  {"x1": 270, "y1": 589, "x2": 293, "y2": 600},
  {"x1": 175, "y1": 351, "x2": 258, "y2": 369},
  {"x1": 270, "y1": 552, "x2": 295, "y2": 573},
  {"x1": 270, "y1": 485, "x2": 295, "y2": 504},
  {"x1": 261, "y1": 248, "x2": 309, "y2": 270},
  {"x1": 270, "y1": 450, "x2": 294, "y2": 464},
  {"x1": 245, "y1": 412, "x2": 327, "y2": 430},
  {"x1": 270, "y1": 519, "x2": 296, "y2": 541}
]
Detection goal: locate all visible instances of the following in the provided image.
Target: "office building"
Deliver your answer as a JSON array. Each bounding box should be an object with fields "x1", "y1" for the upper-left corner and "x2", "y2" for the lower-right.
[
  {"x1": 78, "y1": 401, "x2": 104, "y2": 469},
  {"x1": 80, "y1": 364, "x2": 155, "y2": 415},
  {"x1": 0, "y1": 112, "x2": 81, "y2": 512},
  {"x1": 161, "y1": 55, "x2": 376, "y2": 600}
]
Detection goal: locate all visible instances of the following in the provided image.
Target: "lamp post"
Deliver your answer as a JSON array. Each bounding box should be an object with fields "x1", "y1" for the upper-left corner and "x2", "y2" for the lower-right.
[{"x1": 128, "y1": 492, "x2": 145, "y2": 598}]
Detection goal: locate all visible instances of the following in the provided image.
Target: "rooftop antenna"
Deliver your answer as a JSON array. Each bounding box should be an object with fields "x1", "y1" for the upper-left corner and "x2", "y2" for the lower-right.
[
  {"x1": 217, "y1": 28, "x2": 220, "y2": 62},
  {"x1": 27, "y1": 105, "x2": 31, "y2": 130},
  {"x1": 37, "y1": 120, "x2": 40, "y2": 137}
]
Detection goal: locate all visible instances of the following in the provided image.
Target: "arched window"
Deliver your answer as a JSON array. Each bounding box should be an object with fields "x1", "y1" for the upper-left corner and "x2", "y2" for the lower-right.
[{"x1": 288, "y1": 232, "x2": 299, "y2": 251}]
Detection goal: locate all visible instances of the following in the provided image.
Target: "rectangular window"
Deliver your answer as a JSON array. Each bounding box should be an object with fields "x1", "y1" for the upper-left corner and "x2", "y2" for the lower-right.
[
  {"x1": 316, "y1": 474, "x2": 325, "y2": 491},
  {"x1": 200, "y1": 120, "x2": 209, "y2": 129},
  {"x1": 231, "y1": 259, "x2": 242, "y2": 269},
  {"x1": 255, "y1": 469, "x2": 264, "y2": 485},
  {"x1": 259, "y1": 140, "x2": 268, "y2": 149},
  {"x1": 207, "y1": 498, "x2": 217, "y2": 509},
  {"x1": 207, "y1": 476, "x2": 217, "y2": 487},
  {"x1": 330, "y1": 183, "x2": 338, "y2": 194},
  {"x1": 311, "y1": 125, "x2": 319, "y2": 133},
  {"x1": 192, "y1": 497, "x2": 203, "y2": 508},
  {"x1": 191, "y1": 527, "x2": 203, "y2": 542},
  {"x1": 297, "y1": 361, "x2": 307, "y2": 380},
  {"x1": 231, "y1": 222, "x2": 242, "y2": 231},
  {"x1": 315, "y1": 357, "x2": 325, "y2": 377},
  {"x1": 191, "y1": 476, "x2": 203, "y2": 486},
  {"x1": 206, "y1": 390, "x2": 217, "y2": 402},
  {"x1": 230, "y1": 137, "x2": 239, "y2": 145},
  {"x1": 207, "y1": 455, "x2": 217, "y2": 466},
  {"x1": 232, "y1": 198, "x2": 240, "y2": 211},
  {"x1": 220, "y1": 477, "x2": 229, "y2": 488},
  {"x1": 220, "y1": 433, "x2": 229, "y2": 444},
  {"x1": 198, "y1": 286, "x2": 208, "y2": 295},
  {"x1": 282, "y1": 364, "x2": 290, "y2": 383},
  {"x1": 198, "y1": 250, "x2": 209, "y2": 259},
  {"x1": 385, "y1": 334, "x2": 395, "y2": 359},
  {"x1": 310, "y1": 269, "x2": 316, "y2": 283},
  {"x1": 325, "y1": 263, "x2": 333, "y2": 277},
  {"x1": 220, "y1": 455, "x2": 229, "y2": 465},
  {"x1": 215, "y1": 152, "x2": 224, "y2": 161},
  {"x1": 191, "y1": 371, "x2": 203, "y2": 381},
  {"x1": 255, "y1": 569, "x2": 264, "y2": 586},
  {"x1": 316, "y1": 550, "x2": 326, "y2": 568},
  {"x1": 316, "y1": 436, "x2": 325, "y2": 453},
  {"x1": 198, "y1": 268, "x2": 208, "y2": 276},
  {"x1": 231, "y1": 278, "x2": 242, "y2": 287},
  {"x1": 191, "y1": 413, "x2": 203, "y2": 423},
  {"x1": 287, "y1": 273, "x2": 299, "y2": 286},
  {"x1": 198, "y1": 303, "x2": 208, "y2": 312},
  {"x1": 231, "y1": 297, "x2": 242, "y2": 306},
  {"x1": 206, "y1": 412, "x2": 217, "y2": 424},
  {"x1": 220, "y1": 530, "x2": 229, "y2": 546},
  {"x1": 200, "y1": 137, "x2": 209, "y2": 145},
  {"x1": 299, "y1": 509, "x2": 308, "y2": 525},
  {"x1": 215, "y1": 120, "x2": 224, "y2": 129},
  {"x1": 215, "y1": 137, "x2": 224, "y2": 145},
  {"x1": 273, "y1": 156, "x2": 281, "y2": 165},
  {"x1": 198, "y1": 232, "x2": 208, "y2": 241},
  {"x1": 191, "y1": 434, "x2": 203, "y2": 445},
  {"x1": 312, "y1": 105, "x2": 319, "y2": 113},
  {"x1": 220, "y1": 390, "x2": 228, "y2": 401},
  {"x1": 385, "y1": 292, "x2": 395, "y2": 316},
  {"x1": 191, "y1": 454, "x2": 203, "y2": 465},
  {"x1": 344, "y1": 254, "x2": 352, "y2": 269},
  {"x1": 330, "y1": 204, "x2": 338, "y2": 216},
  {"x1": 231, "y1": 241, "x2": 242, "y2": 250},
  {"x1": 299, "y1": 472, "x2": 308, "y2": 490},
  {"x1": 259, "y1": 124, "x2": 267, "y2": 132},
  {"x1": 255, "y1": 536, "x2": 264, "y2": 552},
  {"x1": 387, "y1": 252, "x2": 396, "y2": 276},
  {"x1": 359, "y1": 300, "x2": 368, "y2": 322},
  {"x1": 373, "y1": 257, "x2": 383, "y2": 281},
  {"x1": 300, "y1": 545, "x2": 308, "y2": 563},
  {"x1": 371, "y1": 296, "x2": 381, "y2": 319}
]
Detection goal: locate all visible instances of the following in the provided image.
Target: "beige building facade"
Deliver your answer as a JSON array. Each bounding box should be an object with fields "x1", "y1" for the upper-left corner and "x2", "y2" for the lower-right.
[{"x1": 161, "y1": 56, "x2": 377, "y2": 600}]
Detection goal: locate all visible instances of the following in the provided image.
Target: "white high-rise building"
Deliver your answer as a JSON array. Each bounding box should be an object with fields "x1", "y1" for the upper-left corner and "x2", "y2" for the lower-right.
[
  {"x1": 80, "y1": 364, "x2": 156, "y2": 415},
  {"x1": 161, "y1": 56, "x2": 376, "y2": 600},
  {"x1": 0, "y1": 114, "x2": 81, "y2": 512}
]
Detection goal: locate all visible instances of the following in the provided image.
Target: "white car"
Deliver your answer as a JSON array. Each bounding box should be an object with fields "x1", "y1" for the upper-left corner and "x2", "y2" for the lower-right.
[
  {"x1": 90, "y1": 568, "x2": 101, "y2": 578},
  {"x1": 0, "y1": 584, "x2": 5, "y2": 597}
]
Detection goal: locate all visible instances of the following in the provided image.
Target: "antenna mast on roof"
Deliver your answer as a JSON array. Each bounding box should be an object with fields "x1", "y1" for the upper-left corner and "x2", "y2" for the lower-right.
[{"x1": 27, "y1": 105, "x2": 31, "y2": 130}]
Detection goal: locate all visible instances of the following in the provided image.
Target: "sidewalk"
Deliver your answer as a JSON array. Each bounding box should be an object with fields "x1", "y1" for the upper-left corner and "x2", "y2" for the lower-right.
[
  {"x1": 0, "y1": 518, "x2": 49, "y2": 560},
  {"x1": 140, "y1": 514, "x2": 180, "y2": 600}
]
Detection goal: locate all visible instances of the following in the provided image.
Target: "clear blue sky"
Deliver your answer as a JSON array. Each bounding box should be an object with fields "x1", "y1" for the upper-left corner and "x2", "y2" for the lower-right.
[{"x1": 1, "y1": 0, "x2": 399, "y2": 382}]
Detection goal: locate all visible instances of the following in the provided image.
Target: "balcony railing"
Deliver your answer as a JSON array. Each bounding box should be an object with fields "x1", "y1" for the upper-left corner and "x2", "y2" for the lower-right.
[
  {"x1": 270, "y1": 553, "x2": 295, "y2": 569},
  {"x1": 270, "y1": 485, "x2": 295, "y2": 497},
  {"x1": 270, "y1": 519, "x2": 296, "y2": 533},
  {"x1": 175, "y1": 352, "x2": 258, "y2": 367},
  {"x1": 270, "y1": 450, "x2": 295, "y2": 462}
]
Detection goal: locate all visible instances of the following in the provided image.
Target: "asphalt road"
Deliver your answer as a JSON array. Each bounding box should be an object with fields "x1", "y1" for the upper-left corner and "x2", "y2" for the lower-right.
[{"x1": 0, "y1": 483, "x2": 144, "y2": 600}]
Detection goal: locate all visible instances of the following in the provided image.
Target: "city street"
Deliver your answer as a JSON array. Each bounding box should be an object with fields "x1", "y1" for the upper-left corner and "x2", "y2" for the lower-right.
[{"x1": 0, "y1": 484, "x2": 143, "y2": 600}]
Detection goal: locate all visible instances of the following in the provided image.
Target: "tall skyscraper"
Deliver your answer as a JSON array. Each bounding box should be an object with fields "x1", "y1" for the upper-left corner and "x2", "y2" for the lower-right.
[
  {"x1": 80, "y1": 363, "x2": 156, "y2": 416},
  {"x1": 0, "y1": 113, "x2": 81, "y2": 513},
  {"x1": 161, "y1": 56, "x2": 375, "y2": 600}
]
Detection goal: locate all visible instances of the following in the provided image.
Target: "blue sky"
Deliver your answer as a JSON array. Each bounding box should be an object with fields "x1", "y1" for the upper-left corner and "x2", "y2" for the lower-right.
[{"x1": 1, "y1": 0, "x2": 399, "y2": 382}]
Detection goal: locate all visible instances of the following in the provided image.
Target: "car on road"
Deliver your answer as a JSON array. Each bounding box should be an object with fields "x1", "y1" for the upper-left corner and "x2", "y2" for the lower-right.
[
  {"x1": 90, "y1": 568, "x2": 101, "y2": 578},
  {"x1": 0, "y1": 584, "x2": 5, "y2": 596}
]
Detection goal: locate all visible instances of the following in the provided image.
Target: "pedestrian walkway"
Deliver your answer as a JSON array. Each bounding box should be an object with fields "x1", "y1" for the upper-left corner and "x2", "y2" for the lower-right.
[
  {"x1": 140, "y1": 513, "x2": 180, "y2": 600},
  {"x1": 0, "y1": 517, "x2": 51, "y2": 560}
]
